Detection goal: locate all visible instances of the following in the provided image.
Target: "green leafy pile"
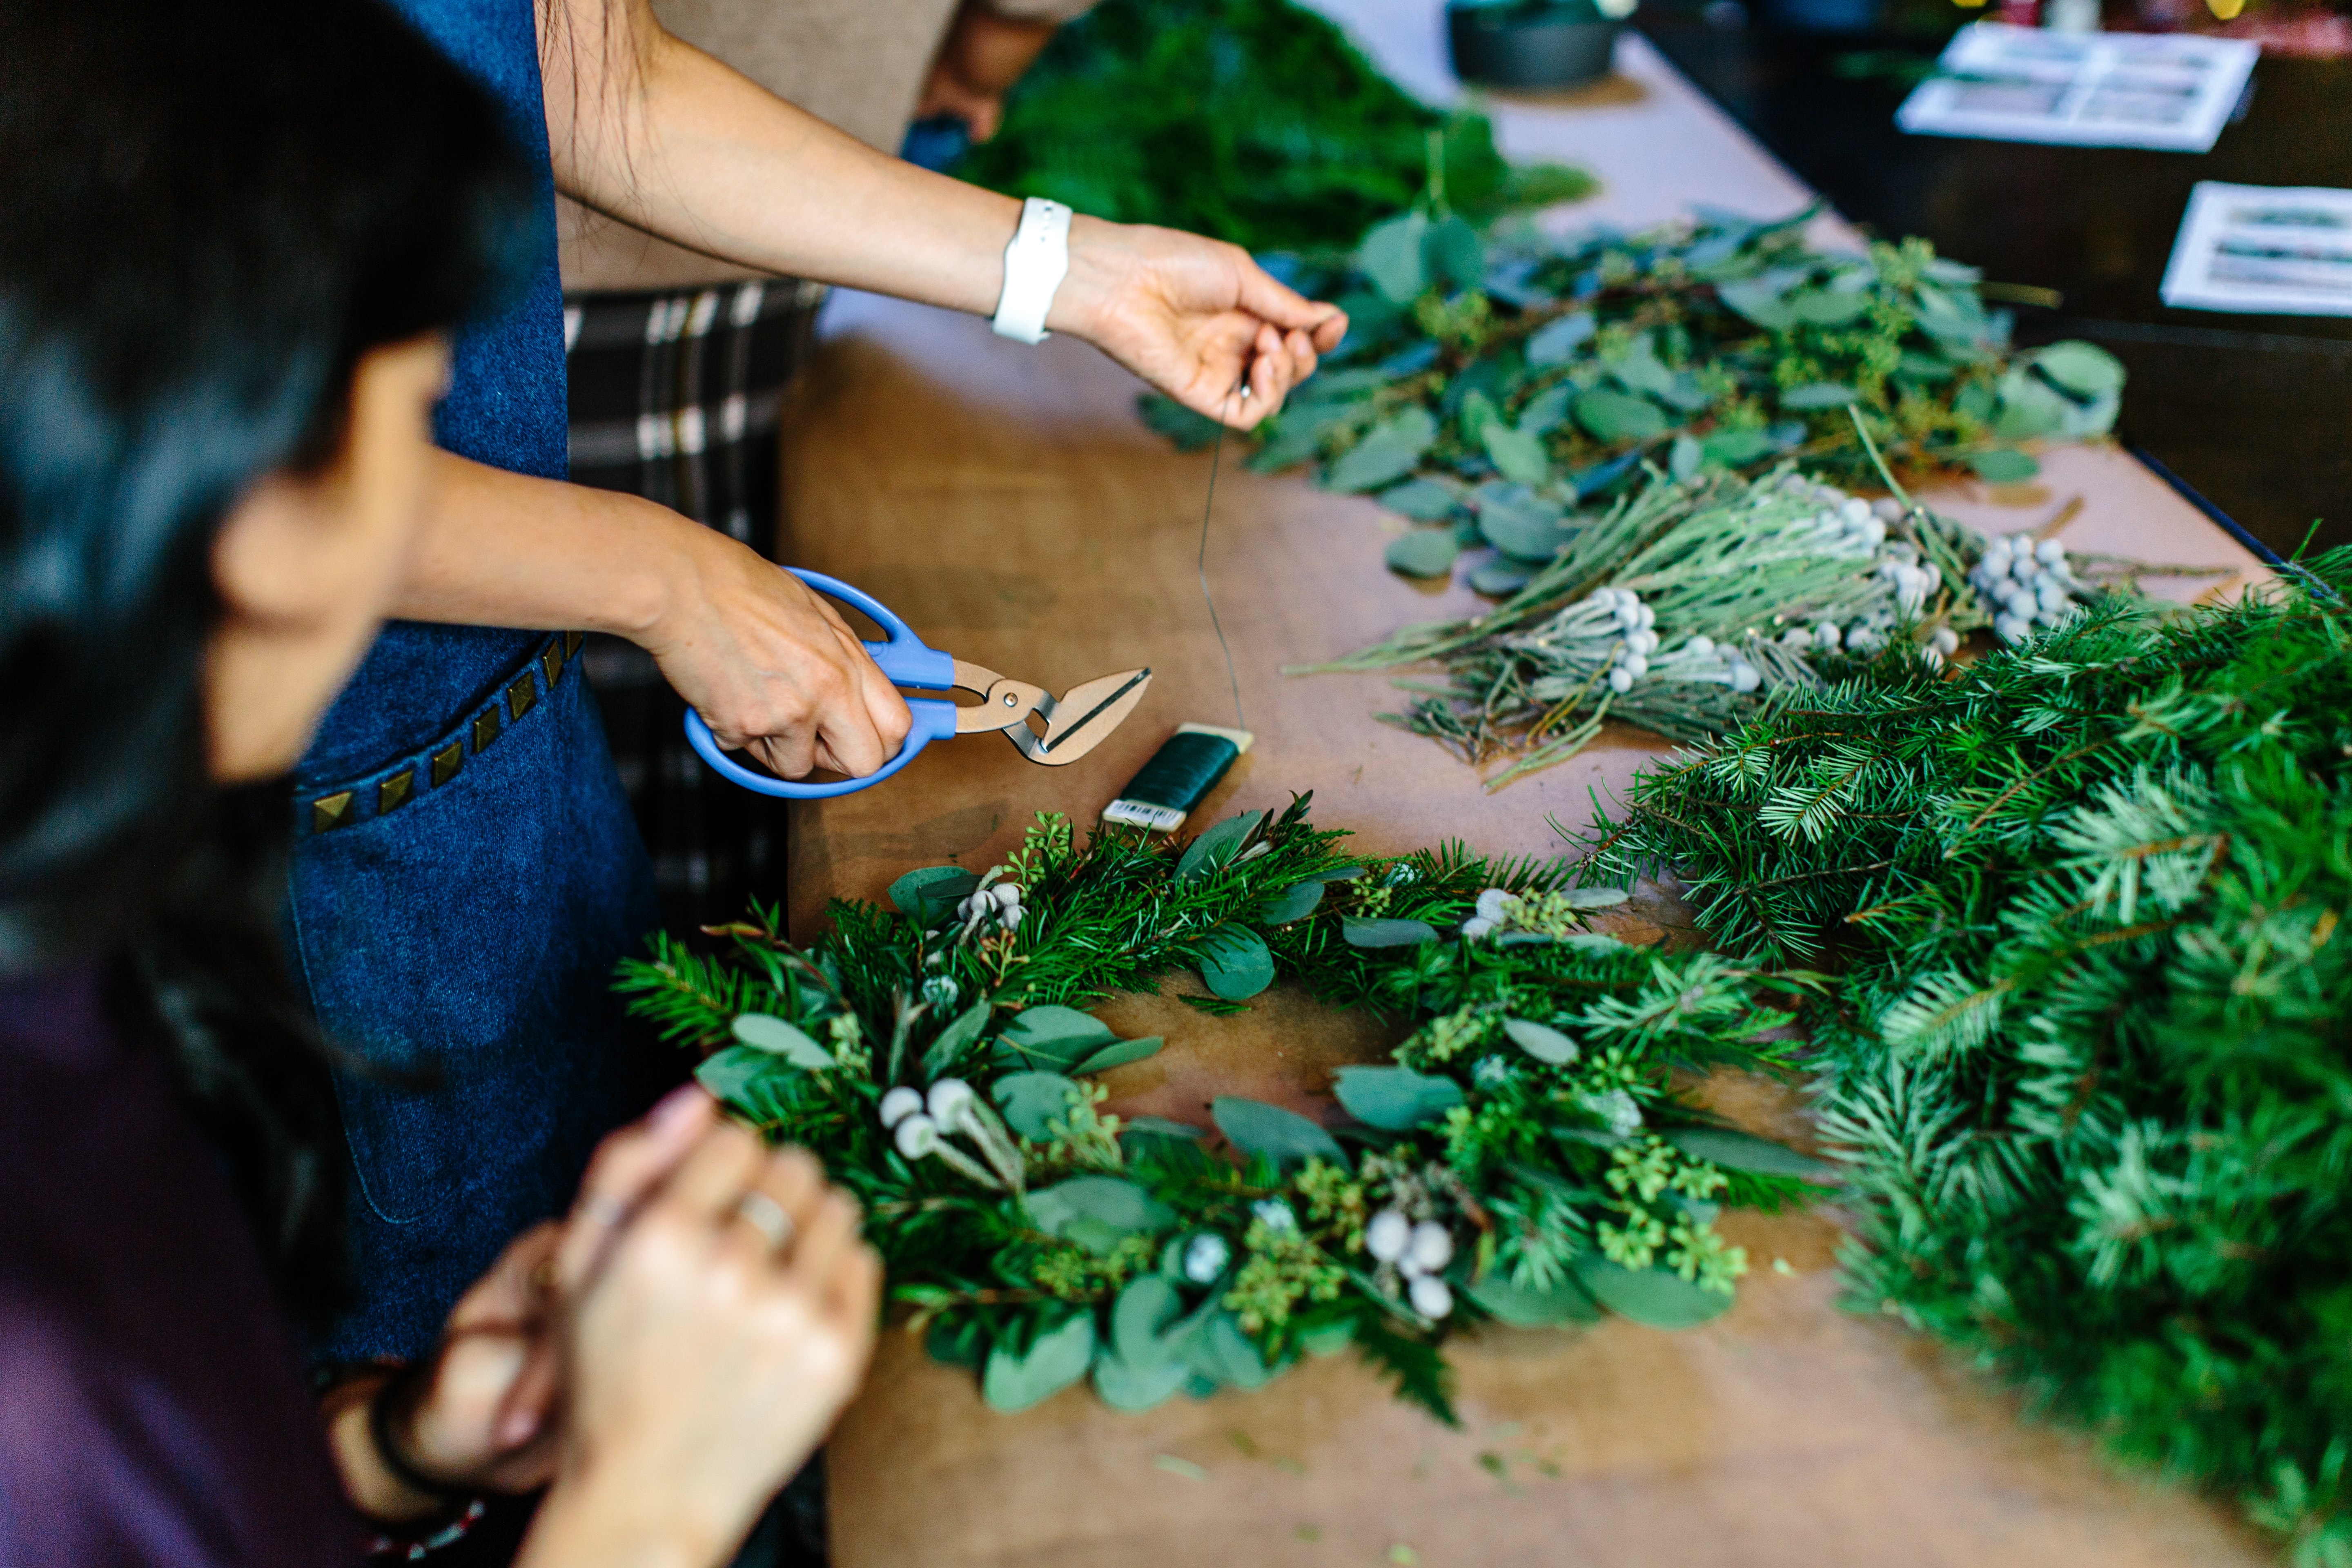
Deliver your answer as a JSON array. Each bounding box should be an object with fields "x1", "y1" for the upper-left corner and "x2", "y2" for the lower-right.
[
  {"x1": 1300, "y1": 454, "x2": 2180, "y2": 787},
  {"x1": 953, "y1": 0, "x2": 1593, "y2": 252},
  {"x1": 1148, "y1": 208, "x2": 2125, "y2": 573},
  {"x1": 1587, "y1": 559, "x2": 2352, "y2": 1559},
  {"x1": 618, "y1": 799, "x2": 1826, "y2": 1422}
]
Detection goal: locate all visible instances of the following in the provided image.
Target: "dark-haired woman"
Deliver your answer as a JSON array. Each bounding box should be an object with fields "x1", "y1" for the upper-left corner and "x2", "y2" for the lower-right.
[
  {"x1": 299, "y1": 0, "x2": 1346, "y2": 1369},
  {"x1": 0, "y1": 3, "x2": 876, "y2": 1563}
]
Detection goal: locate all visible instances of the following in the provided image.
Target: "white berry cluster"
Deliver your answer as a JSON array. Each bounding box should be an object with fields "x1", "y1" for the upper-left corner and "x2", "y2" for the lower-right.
[
  {"x1": 1969, "y1": 532, "x2": 2087, "y2": 646},
  {"x1": 1458, "y1": 885, "x2": 1515, "y2": 941},
  {"x1": 1365, "y1": 1208, "x2": 1457, "y2": 1320},
  {"x1": 1590, "y1": 586, "x2": 1658, "y2": 695},
  {"x1": 878, "y1": 1077, "x2": 1025, "y2": 1190},
  {"x1": 954, "y1": 880, "x2": 1023, "y2": 939}
]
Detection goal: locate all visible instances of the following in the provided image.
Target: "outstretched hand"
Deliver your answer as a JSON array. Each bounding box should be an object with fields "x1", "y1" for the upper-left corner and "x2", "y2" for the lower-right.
[{"x1": 1052, "y1": 217, "x2": 1348, "y2": 428}]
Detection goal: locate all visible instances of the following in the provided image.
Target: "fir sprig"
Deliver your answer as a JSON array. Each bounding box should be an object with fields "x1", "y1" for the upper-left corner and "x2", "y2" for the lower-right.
[{"x1": 1588, "y1": 553, "x2": 2352, "y2": 1557}]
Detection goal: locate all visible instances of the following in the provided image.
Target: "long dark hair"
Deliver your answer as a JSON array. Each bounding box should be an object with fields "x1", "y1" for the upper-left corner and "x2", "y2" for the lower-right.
[{"x1": 0, "y1": 0, "x2": 538, "y2": 1316}]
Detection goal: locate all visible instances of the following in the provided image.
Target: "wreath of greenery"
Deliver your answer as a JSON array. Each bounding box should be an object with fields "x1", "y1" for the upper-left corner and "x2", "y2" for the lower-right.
[{"x1": 617, "y1": 795, "x2": 1829, "y2": 1422}]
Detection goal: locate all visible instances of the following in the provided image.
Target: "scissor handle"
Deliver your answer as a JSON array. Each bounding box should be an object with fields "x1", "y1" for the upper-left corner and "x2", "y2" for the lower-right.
[{"x1": 684, "y1": 568, "x2": 960, "y2": 799}]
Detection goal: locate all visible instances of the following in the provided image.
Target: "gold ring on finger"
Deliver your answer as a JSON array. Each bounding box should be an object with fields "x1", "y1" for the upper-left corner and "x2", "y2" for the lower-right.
[{"x1": 733, "y1": 1189, "x2": 795, "y2": 1254}]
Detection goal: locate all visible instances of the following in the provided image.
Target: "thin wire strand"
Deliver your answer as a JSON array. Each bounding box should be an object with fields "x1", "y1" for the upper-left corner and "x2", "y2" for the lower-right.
[{"x1": 1200, "y1": 385, "x2": 1247, "y2": 731}]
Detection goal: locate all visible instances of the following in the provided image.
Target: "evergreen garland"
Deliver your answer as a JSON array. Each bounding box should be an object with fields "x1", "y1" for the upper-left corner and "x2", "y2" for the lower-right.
[
  {"x1": 954, "y1": 0, "x2": 1594, "y2": 253},
  {"x1": 1586, "y1": 559, "x2": 2352, "y2": 1560},
  {"x1": 617, "y1": 797, "x2": 1826, "y2": 1422}
]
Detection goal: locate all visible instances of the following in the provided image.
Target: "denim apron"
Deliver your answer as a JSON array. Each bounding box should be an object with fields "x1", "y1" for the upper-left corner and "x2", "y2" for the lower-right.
[{"x1": 290, "y1": 0, "x2": 661, "y2": 1361}]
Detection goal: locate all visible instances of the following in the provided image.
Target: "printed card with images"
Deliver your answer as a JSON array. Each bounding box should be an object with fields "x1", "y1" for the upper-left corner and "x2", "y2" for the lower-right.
[
  {"x1": 1895, "y1": 23, "x2": 2258, "y2": 153},
  {"x1": 2161, "y1": 182, "x2": 2352, "y2": 316}
]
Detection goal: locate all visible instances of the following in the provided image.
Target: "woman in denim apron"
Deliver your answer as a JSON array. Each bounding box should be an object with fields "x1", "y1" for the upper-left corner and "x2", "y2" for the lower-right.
[
  {"x1": 292, "y1": 0, "x2": 659, "y2": 1362},
  {"x1": 294, "y1": 0, "x2": 1346, "y2": 1365}
]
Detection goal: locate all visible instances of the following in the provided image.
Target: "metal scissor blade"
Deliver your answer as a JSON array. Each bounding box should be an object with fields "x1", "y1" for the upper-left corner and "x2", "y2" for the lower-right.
[{"x1": 1011, "y1": 667, "x2": 1153, "y2": 765}]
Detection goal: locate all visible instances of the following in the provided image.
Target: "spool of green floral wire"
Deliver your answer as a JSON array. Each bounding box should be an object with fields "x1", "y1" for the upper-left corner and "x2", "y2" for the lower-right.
[{"x1": 1101, "y1": 724, "x2": 1254, "y2": 833}]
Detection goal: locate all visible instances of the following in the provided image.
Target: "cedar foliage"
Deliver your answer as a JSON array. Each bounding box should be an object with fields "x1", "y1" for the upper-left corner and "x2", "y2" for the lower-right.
[
  {"x1": 953, "y1": 0, "x2": 1592, "y2": 252},
  {"x1": 1589, "y1": 557, "x2": 2352, "y2": 1561}
]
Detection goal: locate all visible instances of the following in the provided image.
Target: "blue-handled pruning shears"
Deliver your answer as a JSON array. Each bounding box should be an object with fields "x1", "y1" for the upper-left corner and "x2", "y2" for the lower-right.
[{"x1": 684, "y1": 569, "x2": 1154, "y2": 799}]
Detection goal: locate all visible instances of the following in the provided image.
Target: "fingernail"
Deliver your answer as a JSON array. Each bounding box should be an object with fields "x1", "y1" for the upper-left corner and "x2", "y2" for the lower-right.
[
  {"x1": 650, "y1": 1083, "x2": 709, "y2": 1133},
  {"x1": 498, "y1": 1409, "x2": 540, "y2": 1446}
]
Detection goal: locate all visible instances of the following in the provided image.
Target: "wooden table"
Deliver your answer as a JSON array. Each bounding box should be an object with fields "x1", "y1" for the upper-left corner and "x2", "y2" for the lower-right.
[{"x1": 771, "y1": 15, "x2": 2271, "y2": 1565}]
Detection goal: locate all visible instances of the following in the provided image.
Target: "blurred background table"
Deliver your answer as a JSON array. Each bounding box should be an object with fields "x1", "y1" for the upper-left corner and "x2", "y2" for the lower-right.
[
  {"x1": 780, "y1": 8, "x2": 2275, "y2": 1563},
  {"x1": 1630, "y1": 2, "x2": 2352, "y2": 558}
]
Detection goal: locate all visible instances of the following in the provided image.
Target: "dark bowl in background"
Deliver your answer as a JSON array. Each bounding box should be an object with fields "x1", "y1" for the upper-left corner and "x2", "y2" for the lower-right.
[{"x1": 1447, "y1": 5, "x2": 1623, "y2": 88}]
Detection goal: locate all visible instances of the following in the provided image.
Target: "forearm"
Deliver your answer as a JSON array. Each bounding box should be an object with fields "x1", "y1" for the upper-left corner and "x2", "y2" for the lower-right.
[
  {"x1": 546, "y1": 5, "x2": 1018, "y2": 315},
  {"x1": 392, "y1": 451, "x2": 692, "y2": 637},
  {"x1": 514, "y1": 1483, "x2": 715, "y2": 1568}
]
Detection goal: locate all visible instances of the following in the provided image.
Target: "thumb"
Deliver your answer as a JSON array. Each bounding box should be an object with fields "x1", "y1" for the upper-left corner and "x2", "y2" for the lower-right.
[
  {"x1": 1232, "y1": 254, "x2": 1345, "y2": 337},
  {"x1": 492, "y1": 1336, "x2": 564, "y2": 1450}
]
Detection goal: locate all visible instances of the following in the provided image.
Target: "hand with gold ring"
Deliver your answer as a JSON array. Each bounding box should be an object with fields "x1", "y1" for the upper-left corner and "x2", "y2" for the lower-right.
[{"x1": 506, "y1": 1091, "x2": 881, "y2": 1568}]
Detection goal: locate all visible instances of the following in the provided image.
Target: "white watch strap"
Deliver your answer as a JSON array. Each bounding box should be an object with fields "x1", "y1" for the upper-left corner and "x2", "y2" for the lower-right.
[{"x1": 991, "y1": 197, "x2": 1071, "y2": 345}]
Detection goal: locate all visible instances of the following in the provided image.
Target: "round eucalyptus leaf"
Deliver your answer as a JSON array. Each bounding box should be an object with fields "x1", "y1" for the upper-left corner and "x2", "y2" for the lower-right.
[
  {"x1": 982, "y1": 1314, "x2": 1097, "y2": 1413},
  {"x1": 1355, "y1": 211, "x2": 1430, "y2": 307},
  {"x1": 1423, "y1": 214, "x2": 1486, "y2": 294},
  {"x1": 1385, "y1": 527, "x2": 1460, "y2": 579},
  {"x1": 998, "y1": 1005, "x2": 1118, "y2": 1070},
  {"x1": 1991, "y1": 368, "x2": 2072, "y2": 441},
  {"x1": 1468, "y1": 560, "x2": 1530, "y2": 597},
  {"x1": 1699, "y1": 428, "x2": 1774, "y2": 467},
  {"x1": 1198, "y1": 926, "x2": 1276, "y2": 1001},
  {"x1": 1093, "y1": 1350, "x2": 1192, "y2": 1413},
  {"x1": 2028, "y1": 339, "x2": 2125, "y2": 398},
  {"x1": 1378, "y1": 477, "x2": 1461, "y2": 522},
  {"x1": 1212, "y1": 1096, "x2": 1347, "y2": 1169},
  {"x1": 1525, "y1": 310, "x2": 1597, "y2": 365},
  {"x1": 993, "y1": 1071, "x2": 1082, "y2": 1140},
  {"x1": 1780, "y1": 382, "x2": 1860, "y2": 410},
  {"x1": 1481, "y1": 422, "x2": 1552, "y2": 488},
  {"x1": 1477, "y1": 499, "x2": 1564, "y2": 560},
  {"x1": 1111, "y1": 1276, "x2": 1185, "y2": 1364},
  {"x1": 1714, "y1": 276, "x2": 1797, "y2": 332},
  {"x1": 1573, "y1": 389, "x2": 1669, "y2": 444},
  {"x1": 1029, "y1": 1176, "x2": 1176, "y2": 1241},
  {"x1": 1573, "y1": 1258, "x2": 1735, "y2": 1330},
  {"x1": 1791, "y1": 289, "x2": 1873, "y2": 327},
  {"x1": 1966, "y1": 447, "x2": 2040, "y2": 484},
  {"x1": 1326, "y1": 408, "x2": 1439, "y2": 493},
  {"x1": 1255, "y1": 879, "x2": 1326, "y2": 926},
  {"x1": 887, "y1": 864, "x2": 980, "y2": 924},
  {"x1": 1332, "y1": 1064, "x2": 1464, "y2": 1130},
  {"x1": 1464, "y1": 1272, "x2": 1603, "y2": 1327},
  {"x1": 1502, "y1": 1017, "x2": 1580, "y2": 1065},
  {"x1": 693, "y1": 1044, "x2": 781, "y2": 1108},
  {"x1": 1184, "y1": 1310, "x2": 1280, "y2": 1391}
]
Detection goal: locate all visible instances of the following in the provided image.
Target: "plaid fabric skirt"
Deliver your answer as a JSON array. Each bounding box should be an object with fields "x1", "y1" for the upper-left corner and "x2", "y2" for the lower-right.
[{"x1": 562, "y1": 278, "x2": 826, "y2": 930}]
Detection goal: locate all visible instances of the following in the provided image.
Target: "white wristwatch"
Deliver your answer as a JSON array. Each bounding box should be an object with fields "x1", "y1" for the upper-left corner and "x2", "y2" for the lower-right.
[{"x1": 991, "y1": 197, "x2": 1072, "y2": 345}]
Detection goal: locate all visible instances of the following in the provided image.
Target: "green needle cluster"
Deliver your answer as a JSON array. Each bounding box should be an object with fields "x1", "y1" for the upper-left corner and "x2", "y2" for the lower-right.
[{"x1": 1589, "y1": 557, "x2": 2352, "y2": 1560}]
